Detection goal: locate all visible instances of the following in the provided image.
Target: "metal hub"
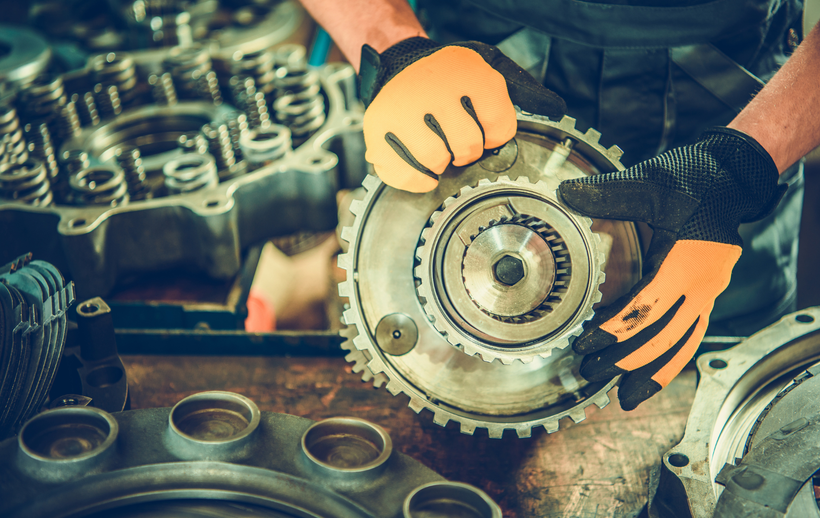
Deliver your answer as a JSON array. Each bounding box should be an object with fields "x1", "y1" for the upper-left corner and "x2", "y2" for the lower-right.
[
  {"x1": 416, "y1": 176, "x2": 603, "y2": 362},
  {"x1": 339, "y1": 113, "x2": 643, "y2": 437}
]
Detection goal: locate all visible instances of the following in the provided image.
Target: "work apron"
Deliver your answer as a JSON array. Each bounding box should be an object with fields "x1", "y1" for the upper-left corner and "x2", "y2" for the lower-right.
[{"x1": 419, "y1": 0, "x2": 805, "y2": 335}]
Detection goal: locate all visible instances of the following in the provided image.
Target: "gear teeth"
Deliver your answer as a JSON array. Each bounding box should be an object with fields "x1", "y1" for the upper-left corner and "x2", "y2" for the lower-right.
[
  {"x1": 362, "y1": 174, "x2": 381, "y2": 191},
  {"x1": 442, "y1": 197, "x2": 457, "y2": 208},
  {"x1": 408, "y1": 398, "x2": 425, "y2": 413},
  {"x1": 338, "y1": 281, "x2": 351, "y2": 297},
  {"x1": 340, "y1": 226, "x2": 355, "y2": 243},
  {"x1": 584, "y1": 128, "x2": 601, "y2": 144},
  {"x1": 543, "y1": 420, "x2": 560, "y2": 434},
  {"x1": 477, "y1": 178, "x2": 491, "y2": 186},
  {"x1": 366, "y1": 356, "x2": 387, "y2": 375},
  {"x1": 488, "y1": 426, "x2": 505, "y2": 439},
  {"x1": 349, "y1": 199, "x2": 365, "y2": 217},
  {"x1": 460, "y1": 421, "x2": 477, "y2": 435},
  {"x1": 428, "y1": 211, "x2": 441, "y2": 224},
  {"x1": 497, "y1": 355, "x2": 517, "y2": 366},
  {"x1": 342, "y1": 308, "x2": 358, "y2": 326},
  {"x1": 514, "y1": 175, "x2": 529, "y2": 184},
  {"x1": 515, "y1": 426, "x2": 532, "y2": 439},
  {"x1": 352, "y1": 333, "x2": 371, "y2": 351},
  {"x1": 607, "y1": 145, "x2": 624, "y2": 160},
  {"x1": 568, "y1": 407, "x2": 588, "y2": 424},
  {"x1": 558, "y1": 115, "x2": 577, "y2": 131},
  {"x1": 433, "y1": 411, "x2": 450, "y2": 427},
  {"x1": 337, "y1": 252, "x2": 351, "y2": 270},
  {"x1": 592, "y1": 387, "x2": 615, "y2": 409},
  {"x1": 385, "y1": 379, "x2": 404, "y2": 396}
]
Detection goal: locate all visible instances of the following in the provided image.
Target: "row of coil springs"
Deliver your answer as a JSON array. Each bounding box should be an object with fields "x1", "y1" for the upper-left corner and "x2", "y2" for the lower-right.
[{"x1": 0, "y1": 42, "x2": 319, "y2": 207}]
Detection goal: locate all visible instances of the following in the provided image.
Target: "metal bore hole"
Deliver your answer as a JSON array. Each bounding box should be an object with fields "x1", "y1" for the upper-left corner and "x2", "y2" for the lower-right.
[
  {"x1": 709, "y1": 359, "x2": 728, "y2": 369},
  {"x1": 170, "y1": 392, "x2": 260, "y2": 443},
  {"x1": 80, "y1": 302, "x2": 100, "y2": 314},
  {"x1": 404, "y1": 482, "x2": 500, "y2": 518},
  {"x1": 19, "y1": 408, "x2": 116, "y2": 461},
  {"x1": 86, "y1": 366, "x2": 124, "y2": 388},
  {"x1": 70, "y1": 219, "x2": 87, "y2": 228},
  {"x1": 796, "y1": 314, "x2": 815, "y2": 323},
  {"x1": 302, "y1": 417, "x2": 392, "y2": 472},
  {"x1": 205, "y1": 199, "x2": 220, "y2": 207},
  {"x1": 668, "y1": 453, "x2": 690, "y2": 467}
]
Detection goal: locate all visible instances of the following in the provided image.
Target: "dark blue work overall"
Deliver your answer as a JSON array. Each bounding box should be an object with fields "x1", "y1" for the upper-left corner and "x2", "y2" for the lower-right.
[{"x1": 420, "y1": 0, "x2": 806, "y2": 336}]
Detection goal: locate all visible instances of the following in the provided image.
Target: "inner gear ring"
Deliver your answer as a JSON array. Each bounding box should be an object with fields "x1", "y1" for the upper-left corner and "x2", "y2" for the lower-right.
[{"x1": 415, "y1": 175, "x2": 605, "y2": 363}]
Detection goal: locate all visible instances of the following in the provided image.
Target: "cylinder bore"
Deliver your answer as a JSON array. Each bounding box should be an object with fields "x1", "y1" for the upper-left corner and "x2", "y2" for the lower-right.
[
  {"x1": 19, "y1": 407, "x2": 118, "y2": 462},
  {"x1": 169, "y1": 391, "x2": 260, "y2": 443},
  {"x1": 403, "y1": 482, "x2": 502, "y2": 518},
  {"x1": 301, "y1": 417, "x2": 392, "y2": 472}
]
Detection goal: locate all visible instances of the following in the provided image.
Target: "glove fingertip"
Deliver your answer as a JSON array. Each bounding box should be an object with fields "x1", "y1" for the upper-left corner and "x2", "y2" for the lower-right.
[
  {"x1": 579, "y1": 354, "x2": 624, "y2": 382},
  {"x1": 373, "y1": 163, "x2": 439, "y2": 193},
  {"x1": 572, "y1": 327, "x2": 617, "y2": 355},
  {"x1": 618, "y1": 378, "x2": 662, "y2": 411}
]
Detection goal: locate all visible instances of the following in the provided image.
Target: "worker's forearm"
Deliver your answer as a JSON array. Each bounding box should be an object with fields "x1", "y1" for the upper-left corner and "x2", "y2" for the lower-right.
[
  {"x1": 729, "y1": 22, "x2": 820, "y2": 173},
  {"x1": 297, "y1": 0, "x2": 426, "y2": 71}
]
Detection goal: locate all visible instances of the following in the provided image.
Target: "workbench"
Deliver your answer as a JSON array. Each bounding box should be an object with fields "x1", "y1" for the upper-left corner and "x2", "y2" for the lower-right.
[{"x1": 124, "y1": 355, "x2": 696, "y2": 517}]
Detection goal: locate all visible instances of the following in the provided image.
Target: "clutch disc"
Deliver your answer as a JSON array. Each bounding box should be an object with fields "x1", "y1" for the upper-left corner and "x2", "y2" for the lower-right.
[{"x1": 339, "y1": 113, "x2": 643, "y2": 437}]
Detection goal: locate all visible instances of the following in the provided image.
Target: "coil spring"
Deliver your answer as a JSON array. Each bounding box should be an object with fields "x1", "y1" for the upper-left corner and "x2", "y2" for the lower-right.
[
  {"x1": 18, "y1": 75, "x2": 67, "y2": 127},
  {"x1": 163, "y1": 153, "x2": 218, "y2": 194},
  {"x1": 229, "y1": 75, "x2": 270, "y2": 128},
  {"x1": 60, "y1": 149, "x2": 90, "y2": 177},
  {"x1": 114, "y1": 145, "x2": 151, "y2": 200},
  {"x1": 94, "y1": 83, "x2": 122, "y2": 119},
  {"x1": 272, "y1": 67, "x2": 325, "y2": 142},
  {"x1": 177, "y1": 131, "x2": 208, "y2": 154},
  {"x1": 222, "y1": 113, "x2": 249, "y2": 161},
  {"x1": 223, "y1": 48, "x2": 276, "y2": 97},
  {"x1": 0, "y1": 105, "x2": 29, "y2": 165},
  {"x1": 72, "y1": 92, "x2": 101, "y2": 127},
  {"x1": 148, "y1": 73, "x2": 178, "y2": 106},
  {"x1": 70, "y1": 166, "x2": 129, "y2": 206},
  {"x1": 0, "y1": 158, "x2": 53, "y2": 206},
  {"x1": 23, "y1": 122, "x2": 60, "y2": 184},
  {"x1": 201, "y1": 123, "x2": 238, "y2": 179},
  {"x1": 56, "y1": 101, "x2": 82, "y2": 142},
  {"x1": 92, "y1": 52, "x2": 138, "y2": 106},
  {"x1": 273, "y1": 44, "x2": 307, "y2": 70},
  {"x1": 239, "y1": 124, "x2": 292, "y2": 167},
  {"x1": 163, "y1": 45, "x2": 222, "y2": 105}
]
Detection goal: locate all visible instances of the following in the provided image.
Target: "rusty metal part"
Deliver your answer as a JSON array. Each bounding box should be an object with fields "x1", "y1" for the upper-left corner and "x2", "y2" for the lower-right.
[
  {"x1": 338, "y1": 113, "x2": 643, "y2": 437},
  {"x1": 0, "y1": 390, "x2": 498, "y2": 518}
]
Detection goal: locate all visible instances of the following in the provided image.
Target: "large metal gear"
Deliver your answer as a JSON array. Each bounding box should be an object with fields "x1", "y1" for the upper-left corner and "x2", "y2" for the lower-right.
[{"x1": 338, "y1": 113, "x2": 644, "y2": 438}]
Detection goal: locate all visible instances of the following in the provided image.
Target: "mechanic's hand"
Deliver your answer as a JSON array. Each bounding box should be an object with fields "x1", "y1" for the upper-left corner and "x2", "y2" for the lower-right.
[
  {"x1": 558, "y1": 127, "x2": 786, "y2": 411},
  {"x1": 359, "y1": 37, "x2": 565, "y2": 193}
]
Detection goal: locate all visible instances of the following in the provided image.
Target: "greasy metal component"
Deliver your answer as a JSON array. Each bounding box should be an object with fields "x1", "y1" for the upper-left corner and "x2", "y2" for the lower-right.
[
  {"x1": 114, "y1": 145, "x2": 150, "y2": 200},
  {"x1": 69, "y1": 166, "x2": 129, "y2": 207},
  {"x1": 223, "y1": 112, "x2": 249, "y2": 161},
  {"x1": 72, "y1": 92, "x2": 100, "y2": 128},
  {"x1": 162, "y1": 153, "x2": 218, "y2": 194},
  {"x1": 415, "y1": 175, "x2": 605, "y2": 363},
  {"x1": 338, "y1": 113, "x2": 642, "y2": 437},
  {"x1": 201, "y1": 123, "x2": 239, "y2": 179},
  {"x1": 375, "y1": 313, "x2": 419, "y2": 356},
  {"x1": 229, "y1": 75, "x2": 271, "y2": 129},
  {"x1": 216, "y1": 48, "x2": 277, "y2": 97},
  {"x1": 301, "y1": 417, "x2": 392, "y2": 474},
  {"x1": 650, "y1": 308, "x2": 820, "y2": 518},
  {"x1": 0, "y1": 390, "x2": 496, "y2": 518},
  {"x1": 56, "y1": 101, "x2": 82, "y2": 142},
  {"x1": 0, "y1": 159, "x2": 53, "y2": 206},
  {"x1": 0, "y1": 105, "x2": 28, "y2": 165},
  {"x1": 404, "y1": 482, "x2": 502, "y2": 518},
  {"x1": 93, "y1": 83, "x2": 122, "y2": 118},
  {"x1": 19, "y1": 75, "x2": 67, "y2": 129},
  {"x1": 23, "y1": 122, "x2": 60, "y2": 185},
  {"x1": 273, "y1": 67, "x2": 326, "y2": 142},
  {"x1": 177, "y1": 131, "x2": 208, "y2": 154},
  {"x1": 240, "y1": 124, "x2": 292, "y2": 165},
  {"x1": 2, "y1": 65, "x2": 365, "y2": 299},
  {"x1": 91, "y1": 52, "x2": 137, "y2": 106},
  {"x1": 148, "y1": 72, "x2": 177, "y2": 106},
  {"x1": 0, "y1": 25, "x2": 51, "y2": 91},
  {"x1": 162, "y1": 45, "x2": 218, "y2": 103}
]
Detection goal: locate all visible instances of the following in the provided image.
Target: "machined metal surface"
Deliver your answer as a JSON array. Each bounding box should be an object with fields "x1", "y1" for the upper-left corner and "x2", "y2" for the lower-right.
[
  {"x1": 649, "y1": 307, "x2": 820, "y2": 518},
  {"x1": 338, "y1": 113, "x2": 643, "y2": 437},
  {"x1": 0, "y1": 25, "x2": 51, "y2": 92},
  {"x1": 1, "y1": 65, "x2": 365, "y2": 299},
  {"x1": 0, "y1": 390, "x2": 498, "y2": 518}
]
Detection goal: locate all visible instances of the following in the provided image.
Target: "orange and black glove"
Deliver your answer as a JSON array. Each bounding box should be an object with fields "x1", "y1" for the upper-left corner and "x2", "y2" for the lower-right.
[
  {"x1": 359, "y1": 37, "x2": 566, "y2": 193},
  {"x1": 558, "y1": 127, "x2": 786, "y2": 411}
]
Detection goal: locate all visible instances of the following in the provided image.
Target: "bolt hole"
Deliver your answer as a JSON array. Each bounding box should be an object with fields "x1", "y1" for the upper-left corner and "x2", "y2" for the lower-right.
[
  {"x1": 204, "y1": 199, "x2": 219, "y2": 207},
  {"x1": 392, "y1": 330, "x2": 401, "y2": 339},
  {"x1": 796, "y1": 314, "x2": 815, "y2": 323},
  {"x1": 709, "y1": 359, "x2": 727, "y2": 369},
  {"x1": 668, "y1": 453, "x2": 689, "y2": 467},
  {"x1": 80, "y1": 303, "x2": 100, "y2": 314},
  {"x1": 311, "y1": 157, "x2": 323, "y2": 164},
  {"x1": 70, "y1": 218, "x2": 87, "y2": 228}
]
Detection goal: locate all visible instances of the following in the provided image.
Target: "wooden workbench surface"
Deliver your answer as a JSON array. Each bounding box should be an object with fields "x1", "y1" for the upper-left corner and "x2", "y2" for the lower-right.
[{"x1": 124, "y1": 355, "x2": 696, "y2": 518}]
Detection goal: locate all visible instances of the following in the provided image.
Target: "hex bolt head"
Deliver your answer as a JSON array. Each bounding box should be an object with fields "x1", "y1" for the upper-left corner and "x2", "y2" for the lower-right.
[{"x1": 493, "y1": 255, "x2": 525, "y2": 286}]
